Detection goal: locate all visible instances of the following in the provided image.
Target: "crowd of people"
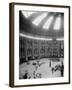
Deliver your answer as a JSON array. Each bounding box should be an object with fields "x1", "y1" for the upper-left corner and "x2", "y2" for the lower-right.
[{"x1": 20, "y1": 59, "x2": 64, "y2": 79}]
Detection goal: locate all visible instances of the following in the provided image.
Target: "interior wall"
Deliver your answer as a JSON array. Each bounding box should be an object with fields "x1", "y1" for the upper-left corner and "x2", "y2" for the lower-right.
[{"x1": 19, "y1": 36, "x2": 64, "y2": 64}]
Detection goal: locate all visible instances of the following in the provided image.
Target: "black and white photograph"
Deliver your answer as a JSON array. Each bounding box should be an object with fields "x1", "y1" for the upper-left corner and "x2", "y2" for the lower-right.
[
  {"x1": 19, "y1": 11, "x2": 64, "y2": 79},
  {"x1": 9, "y1": 3, "x2": 70, "y2": 87}
]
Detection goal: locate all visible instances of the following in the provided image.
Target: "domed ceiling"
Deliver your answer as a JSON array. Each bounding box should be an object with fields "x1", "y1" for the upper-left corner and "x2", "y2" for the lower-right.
[{"x1": 19, "y1": 11, "x2": 64, "y2": 39}]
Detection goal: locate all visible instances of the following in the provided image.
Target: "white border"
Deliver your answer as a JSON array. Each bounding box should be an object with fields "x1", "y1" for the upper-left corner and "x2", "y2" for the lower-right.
[{"x1": 14, "y1": 4, "x2": 69, "y2": 86}]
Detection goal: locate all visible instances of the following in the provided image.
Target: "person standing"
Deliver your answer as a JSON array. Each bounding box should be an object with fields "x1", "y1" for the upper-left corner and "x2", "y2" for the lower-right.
[
  {"x1": 61, "y1": 61, "x2": 64, "y2": 77},
  {"x1": 49, "y1": 60, "x2": 51, "y2": 67}
]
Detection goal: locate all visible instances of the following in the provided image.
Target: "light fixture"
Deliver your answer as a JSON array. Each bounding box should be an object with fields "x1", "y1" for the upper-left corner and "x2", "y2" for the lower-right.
[
  {"x1": 32, "y1": 13, "x2": 48, "y2": 26},
  {"x1": 43, "y1": 16, "x2": 54, "y2": 30},
  {"x1": 22, "y1": 11, "x2": 35, "y2": 18},
  {"x1": 54, "y1": 14, "x2": 61, "y2": 30},
  {"x1": 20, "y1": 33, "x2": 52, "y2": 41},
  {"x1": 56, "y1": 38, "x2": 64, "y2": 40}
]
